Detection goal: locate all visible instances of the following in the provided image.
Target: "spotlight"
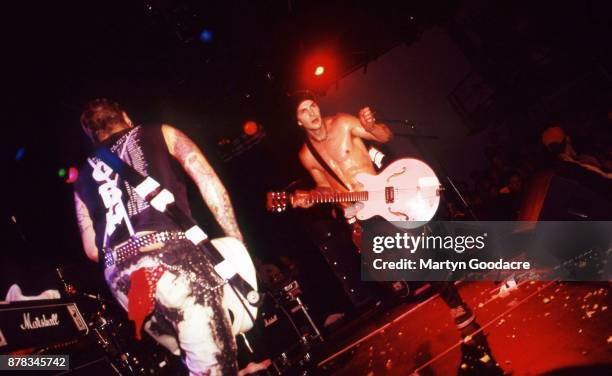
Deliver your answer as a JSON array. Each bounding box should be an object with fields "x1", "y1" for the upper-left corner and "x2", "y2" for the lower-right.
[
  {"x1": 217, "y1": 121, "x2": 265, "y2": 162},
  {"x1": 58, "y1": 167, "x2": 79, "y2": 184},
  {"x1": 243, "y1": 121, "x2": 259, "y2": 136},
  {"x1": 66, "y1": 167, "x2": 79, "y2": 184},
  {"x1": 200, "y1": 29, "x2": 213, "y2": 43},
  {"x1": 15, "y1": 147, "x2": 25, "y2": 161},
  {"x1": 301, "y1": 49, "x2": 336, "y2": 89}
]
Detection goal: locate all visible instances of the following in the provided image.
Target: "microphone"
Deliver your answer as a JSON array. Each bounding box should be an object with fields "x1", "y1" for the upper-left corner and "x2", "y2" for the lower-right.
[
  {"x1": 56, "y1": 267, "x2": 66, "y2": 285},
  {"x1": 377, "y1": 117, "x2": 418, "y2": 128},
  {"x1": 56, "y1": 267, "x2": 76, "y2": 295}
]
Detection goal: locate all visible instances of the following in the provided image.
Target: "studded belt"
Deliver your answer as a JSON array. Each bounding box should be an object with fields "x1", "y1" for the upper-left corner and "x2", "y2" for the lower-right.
[{"x1": 104, "y1": 231, "x2": 186, "y2": 268}]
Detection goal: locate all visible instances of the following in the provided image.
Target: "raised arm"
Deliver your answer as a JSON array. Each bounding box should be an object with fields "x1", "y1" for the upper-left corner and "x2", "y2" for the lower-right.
[
  {"x1": 74, "y1": 191, "x2": 99, "y2": 262},
  {"x1": 349, "y1": 107, "x2": 392, "y2": 143},
  {"x1": 162, "y1": 124, "x2": 244, "y2": 242}
]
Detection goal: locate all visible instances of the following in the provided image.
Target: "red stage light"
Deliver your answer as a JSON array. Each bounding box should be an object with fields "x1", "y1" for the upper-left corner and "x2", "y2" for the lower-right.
[
  {"x1": 65, "y1": 167, "x2": 79, "y2": 184},
  {"x1": 300, "y1": 48, "x2": 338, "y2": 90},
  {"x1": 243, "y1": 121, "x2": 259, "y2": 136}
]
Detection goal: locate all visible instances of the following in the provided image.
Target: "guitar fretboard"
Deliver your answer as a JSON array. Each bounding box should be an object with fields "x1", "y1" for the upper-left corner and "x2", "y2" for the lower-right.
[{"x1": 307, "y1": 191, "x2": 369, "y2": 204}]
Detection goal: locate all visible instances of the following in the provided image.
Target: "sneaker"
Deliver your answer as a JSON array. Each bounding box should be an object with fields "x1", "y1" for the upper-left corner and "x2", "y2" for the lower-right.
[
  {"x1": 390, "y1": 281, "x2": 410, "y2": 298},
  {"x1": 458, "y1": 331, "x2": 505, "y2": 376},
  {"x1": 451, "y1": 304, "x2": 476, "y2": 329},
  {"x1": 496, "y1": 277, "x2": 518, "y2": 298}
]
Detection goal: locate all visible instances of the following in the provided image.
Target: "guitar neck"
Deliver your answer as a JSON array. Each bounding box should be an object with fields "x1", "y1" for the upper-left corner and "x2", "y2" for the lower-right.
[{"x1": 304, "y1": 191, "x2": 369, "y2": 204}]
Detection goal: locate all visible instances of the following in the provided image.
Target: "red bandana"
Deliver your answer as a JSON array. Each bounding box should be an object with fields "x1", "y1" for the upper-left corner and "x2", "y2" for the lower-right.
[{"x1": 127, "y1": 266, "x2": 166, "y2": 340}]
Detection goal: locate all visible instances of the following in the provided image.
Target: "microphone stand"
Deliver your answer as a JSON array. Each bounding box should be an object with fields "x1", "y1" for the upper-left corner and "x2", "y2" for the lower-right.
[
  {"x1": 378, "y1": 118, "x2": 479, "y2": 221},
  {"x1": 377, "y1": 118, "x2": 440, "y2": 140},
  {"x1": 56, "y1": 267, "x2": 110, "y2": 303}
]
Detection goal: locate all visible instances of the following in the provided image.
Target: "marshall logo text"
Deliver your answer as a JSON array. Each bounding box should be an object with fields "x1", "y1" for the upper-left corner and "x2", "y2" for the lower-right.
[{"x1": 20, "y1": 312, "x2": 60, "y2": 330}]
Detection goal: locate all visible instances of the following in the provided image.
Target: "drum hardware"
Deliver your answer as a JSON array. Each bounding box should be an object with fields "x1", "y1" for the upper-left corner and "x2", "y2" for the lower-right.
[
  {"x1": 280, "y1": 281, "x2": 302, "y2": 301},
  {"x1": 239, "y1": 281, "x2": 323, "y2": 375},
  {"x1": 269, "y1": 338, "x2": 315, "y2": 376},
  {"x1": 275, "y1": 281, "x2": 322, "y2": 343},
  {"x1": 89, "y1": 309, "x2": 138, "y2": 374},
  {"x1": 53, "y1": 266, "x2": 182, "y2": 375}
]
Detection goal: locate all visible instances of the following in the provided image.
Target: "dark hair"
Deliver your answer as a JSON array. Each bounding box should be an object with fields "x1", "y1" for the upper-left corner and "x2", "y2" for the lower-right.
[
  {"x1": 80, "y1": 98, "x2": 125, "y2": 132},
  {"x1": 288, "y1": 90, "x2": 316, "y2": 114},
  {"x1": 546, "y1": 140, "x2": 566, "y2": 156}
]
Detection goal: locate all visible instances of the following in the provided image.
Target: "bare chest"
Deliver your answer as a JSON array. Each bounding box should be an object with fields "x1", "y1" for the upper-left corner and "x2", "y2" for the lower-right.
[
  {"x1": 311, "y1": 127, "x2": 375, "y2": 187},
  {"x1": 318, "y1": 128, "x2": 355, "y2": 163}
]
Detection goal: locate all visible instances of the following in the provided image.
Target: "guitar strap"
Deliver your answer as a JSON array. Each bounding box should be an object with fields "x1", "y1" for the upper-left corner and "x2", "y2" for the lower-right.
[
  {"x1": 304, "y1": 137, "x2": 350, "y2": 191},
  {"x1": 94, "y1": 146, "x2": 260, "y2": 312}
]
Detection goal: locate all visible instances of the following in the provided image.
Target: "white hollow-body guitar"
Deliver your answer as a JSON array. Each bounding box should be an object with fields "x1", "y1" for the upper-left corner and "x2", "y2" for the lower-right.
[{"x1": 267, "y1": 158, "x2": 442, "y2": 229}]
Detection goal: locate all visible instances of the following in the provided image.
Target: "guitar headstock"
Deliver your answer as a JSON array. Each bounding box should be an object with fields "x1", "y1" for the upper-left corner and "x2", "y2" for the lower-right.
[{"x1": 266, "y1": 191, "x2": 291, "y2": 212}]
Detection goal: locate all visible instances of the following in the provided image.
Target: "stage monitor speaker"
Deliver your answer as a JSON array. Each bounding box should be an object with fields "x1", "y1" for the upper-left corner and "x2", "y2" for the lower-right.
[
  {"x1": 518, "y1": 171, "x2": 612, "y2": 221},
  {"x1": 538, "y1": 175, "x2": 612, "y2": 220}
]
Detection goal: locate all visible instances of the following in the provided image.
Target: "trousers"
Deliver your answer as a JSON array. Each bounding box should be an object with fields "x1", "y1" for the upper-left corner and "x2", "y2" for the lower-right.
[{"x1": 104, "y1": 238, "x2": 237, "y2": 375}]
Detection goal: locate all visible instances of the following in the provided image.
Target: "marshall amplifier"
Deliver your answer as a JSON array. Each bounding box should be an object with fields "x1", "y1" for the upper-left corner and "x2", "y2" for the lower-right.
[
  {"x1": 238, "y1": 282, "x2": 322, "y2": 375},
  {"x1": 0, "y1": 299, "x2": 88, "y2": 353}
]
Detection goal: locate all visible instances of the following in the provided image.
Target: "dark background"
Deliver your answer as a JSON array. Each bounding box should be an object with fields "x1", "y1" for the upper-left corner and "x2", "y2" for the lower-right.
[{"x1": 2, "y1": 0, "x2": 611, "y2": 298}]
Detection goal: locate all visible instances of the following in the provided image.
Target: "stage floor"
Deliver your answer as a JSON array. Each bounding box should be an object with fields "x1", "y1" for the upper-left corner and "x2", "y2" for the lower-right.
[{"x1": 315, "y1": 281, "x2": 611, "y2": 375}]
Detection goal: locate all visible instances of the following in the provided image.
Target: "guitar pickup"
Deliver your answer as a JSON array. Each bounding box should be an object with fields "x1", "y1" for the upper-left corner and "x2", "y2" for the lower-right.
[{"x1": 385, "y1": 186, "x2": 394, "y2": 204}]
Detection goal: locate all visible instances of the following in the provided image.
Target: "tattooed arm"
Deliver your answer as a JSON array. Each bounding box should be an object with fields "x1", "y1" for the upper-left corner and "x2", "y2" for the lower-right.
[
  {"x1": 162, "y1": 124, "x2": 244, "y2": 242},
  {"x1": 74, "y1": 192, "x2": 99, "y2": 262}
]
